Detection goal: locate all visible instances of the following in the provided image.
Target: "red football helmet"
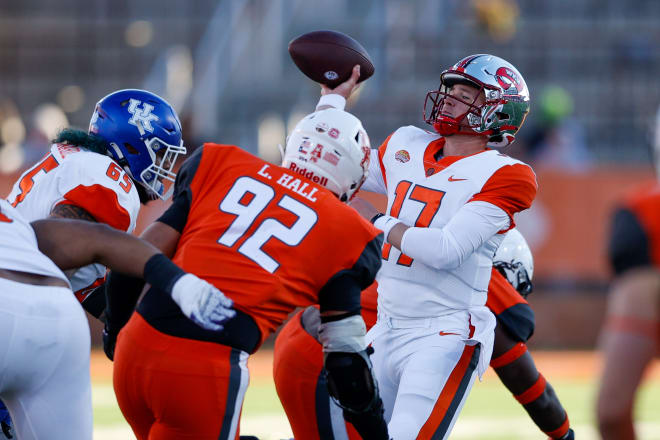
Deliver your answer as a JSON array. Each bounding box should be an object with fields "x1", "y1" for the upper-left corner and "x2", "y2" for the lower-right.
[{"x1": 423, "y1": 54, "x2": 530, "y2": 148}]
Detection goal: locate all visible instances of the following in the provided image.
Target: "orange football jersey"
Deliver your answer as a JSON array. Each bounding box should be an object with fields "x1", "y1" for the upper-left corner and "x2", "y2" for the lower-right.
[
  {"x1": 608, "y1": 182, "x2": 660, "y2": 275},
  {"x1": 139, "y1": 143, "x2": 382, "y2": 349}
]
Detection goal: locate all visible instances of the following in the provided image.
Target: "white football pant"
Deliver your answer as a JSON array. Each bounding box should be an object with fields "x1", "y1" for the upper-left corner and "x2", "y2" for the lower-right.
[
  {"x1": 0, "y1": 278, "x2": 92, "y2": 440},
  {"x1": 368, "y1": 310, "x2": 481, "y2": 440}
]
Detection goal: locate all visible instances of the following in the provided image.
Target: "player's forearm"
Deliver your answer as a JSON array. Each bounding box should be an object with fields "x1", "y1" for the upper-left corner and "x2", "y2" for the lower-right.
[
  {"x1": 32, "y1": 219, "x2": 159, "y2": 276},
  {"x1": 139, "y1": 221, "x2": 181, "y2": 258},
  {"x1": 400, "y1": 201, "x2": 510, "y2": 270}
]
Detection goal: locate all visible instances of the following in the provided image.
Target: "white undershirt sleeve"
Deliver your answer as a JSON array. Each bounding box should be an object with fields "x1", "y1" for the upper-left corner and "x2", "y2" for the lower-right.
[
  {"x1": 315, "y1": 94, "x2": 386, "y2": 195},
  {"x1": 360, "y1": 149, "x2": 387, "y2": 194},
  {"x1": 315, "y1": 94, "x2": 347, "y2": 111},
  {"x1": 400, "y1": 201, "x2": 510, "y2": 270}
]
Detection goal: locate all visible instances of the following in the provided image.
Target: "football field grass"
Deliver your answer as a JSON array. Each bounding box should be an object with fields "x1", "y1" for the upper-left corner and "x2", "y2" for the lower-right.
[{"x1": 91, "y1": 350, "x2": 660, "y2": 439}]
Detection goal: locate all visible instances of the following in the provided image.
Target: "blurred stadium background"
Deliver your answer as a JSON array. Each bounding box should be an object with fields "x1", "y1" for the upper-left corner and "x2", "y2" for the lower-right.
[{"x1": 1, "y1": 0, "x2": 659, "y2": 438}]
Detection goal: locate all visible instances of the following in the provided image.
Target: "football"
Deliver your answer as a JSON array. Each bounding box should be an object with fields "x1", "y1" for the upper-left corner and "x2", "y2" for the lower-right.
[{"x1": 288, "y1": 30, "x2": 375, "y2": 88}]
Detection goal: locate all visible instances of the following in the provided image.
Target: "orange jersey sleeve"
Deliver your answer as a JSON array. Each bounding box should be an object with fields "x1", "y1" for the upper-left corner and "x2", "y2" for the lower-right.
[
  {"x1": 610, "y1": 182, "x2": 660, "y2": 271},
  {"x1": 58, "y1": 184, "x2": 132, "y2": 231},
  {"x1": 377, "y1": 133, "x2": 394, "y2": 187},
  {"x1": 470, "y1": 163, "x2": 537, "y2": 229}
]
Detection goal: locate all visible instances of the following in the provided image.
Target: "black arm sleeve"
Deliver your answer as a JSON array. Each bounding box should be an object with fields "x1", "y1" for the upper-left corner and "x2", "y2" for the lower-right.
[
  {"x1": 157, "y1": 146, "x2": 204, "y2": 233},
  {"x1": 104, "y1": 271, "x2": 146, "y2": 334},
  {"x1": 80, "y1": 284, "x2": 107, "y2": 319},
  {"x1": 318, "y1": 234, "x2": 383, "y2": 316},
  {"x1": 608, "y1": 207, "x2": 651, "y2": 275}
]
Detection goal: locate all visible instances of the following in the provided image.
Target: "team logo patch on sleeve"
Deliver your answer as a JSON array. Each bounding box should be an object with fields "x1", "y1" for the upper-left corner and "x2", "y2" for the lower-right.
[{"x1": 395, "y1": 150, "x2": 410, "y2": 163}]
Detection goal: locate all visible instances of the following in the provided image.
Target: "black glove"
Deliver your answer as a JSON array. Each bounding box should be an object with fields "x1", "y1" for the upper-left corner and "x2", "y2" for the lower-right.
[
  {"x1": 80, "y1": 283, "x2": 107, "y2": 319},
  {"x1": 102, "y1": 318, "x2": 118, "y2": 361},
  {"x1": 324, "y1": 347, "x2": 390, "y2": 440}
]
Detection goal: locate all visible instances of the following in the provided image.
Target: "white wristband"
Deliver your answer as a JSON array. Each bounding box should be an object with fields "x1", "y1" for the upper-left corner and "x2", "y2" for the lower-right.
[
  {"x1": 316, "y1": 94, "x2": 347, "y2": 111},
  {"x1": 373, "y1": 214, "x2": 400, "y2": 244}
]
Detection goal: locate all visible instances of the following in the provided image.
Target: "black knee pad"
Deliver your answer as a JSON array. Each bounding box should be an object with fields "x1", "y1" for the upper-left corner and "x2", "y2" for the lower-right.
[{"x1": 324, "y1": 350, "x2": 377, "y2": 413}]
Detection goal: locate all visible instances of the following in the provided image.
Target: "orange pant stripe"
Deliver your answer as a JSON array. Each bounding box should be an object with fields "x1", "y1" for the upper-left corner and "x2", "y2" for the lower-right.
[{"x1": 416, "y1": 345, "x2": 478, "y2": 439}]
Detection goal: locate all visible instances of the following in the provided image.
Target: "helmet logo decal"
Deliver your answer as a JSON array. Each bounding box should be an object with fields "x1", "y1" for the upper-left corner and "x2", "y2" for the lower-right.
[
  {"x1": 494, "y1": 67, "x2": 523, "y2": 94},
  {"x1": 395, "y1": 150, "x2": 410, "y2": 163},
  {"x1": 309, "y1": 144, "x2": 323, "y2": 163},
  {"x1": 360, "y1": 145, "x2": 370, "y2": 170},
  {"x1": 298, "y1": 139, "x2": 312, "y2": 154},
  {"x1": 127, "y1": 99, "x2": 159, "y2": 135},
  {"x1": 323, "y1": 151, "x2": 339, "y2": 165},
  {"x1": 454, "y1": 55, "x2": 480, "y2": 72},
  {"x1": 288, "y1": 162, "x2": 329, "y2": 186},
  {"x1": 328, "y1": 128, "x2": 340, "y2": 139}
]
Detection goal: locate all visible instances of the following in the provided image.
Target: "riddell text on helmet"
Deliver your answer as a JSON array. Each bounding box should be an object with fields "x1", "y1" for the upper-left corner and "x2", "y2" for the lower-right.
[{"x1": 287, "y1": 163, "x2": 329, "y2": 186}]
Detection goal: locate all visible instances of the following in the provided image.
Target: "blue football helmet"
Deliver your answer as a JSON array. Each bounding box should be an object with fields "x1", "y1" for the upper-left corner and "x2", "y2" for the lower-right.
[{"x1": 89, "y1": 89, "x2": 186, "y2": 200}]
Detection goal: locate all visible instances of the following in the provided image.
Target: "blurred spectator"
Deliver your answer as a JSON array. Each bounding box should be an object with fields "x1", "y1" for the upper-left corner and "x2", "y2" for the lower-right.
[
  {"x1": 471, "y1": 0, "x2": 520, "y2": 42},
  {"x1": 595, "y1": 103, "x2": 660, "y2": 439},
  {"x1": 522, "y1": 86, "x2": 592, "y2": 173}
]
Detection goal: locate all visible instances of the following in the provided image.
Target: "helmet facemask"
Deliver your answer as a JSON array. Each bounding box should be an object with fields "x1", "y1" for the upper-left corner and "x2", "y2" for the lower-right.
[
  {"x1": 493, "y1": 228, "x2": 534, "y2": 297},
  {"x1": 424, "y1": 77, "x2": 489, "y2": 138},
  {"x1": 138, "y1": 137, "x2": 186, "y2": 200},
  {"x1": 494, "y1": 260, "x2": 533, "y2": 298}
]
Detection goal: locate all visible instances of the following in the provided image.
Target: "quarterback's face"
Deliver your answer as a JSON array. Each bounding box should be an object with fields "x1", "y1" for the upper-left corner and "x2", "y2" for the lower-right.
[{"x1": 440, "y1": 84, "x2": 484, "y2": 122}]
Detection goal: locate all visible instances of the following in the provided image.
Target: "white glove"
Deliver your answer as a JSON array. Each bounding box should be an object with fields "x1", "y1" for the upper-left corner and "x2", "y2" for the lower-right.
[{"x1": 170, "y1": 274, "x2": 236, "y2": 331}]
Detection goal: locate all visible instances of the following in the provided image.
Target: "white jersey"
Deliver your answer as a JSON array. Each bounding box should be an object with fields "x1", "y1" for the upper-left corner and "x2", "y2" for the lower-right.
[
  {"x1": 5, "y1": 143, "x2": 140, "y2": 300},
  {"x1": 0, "y1": 199, "x2": 68, "y2": 283},
  {"x1": 365, "y1": 126, "x2": 537, "y2": 319}
]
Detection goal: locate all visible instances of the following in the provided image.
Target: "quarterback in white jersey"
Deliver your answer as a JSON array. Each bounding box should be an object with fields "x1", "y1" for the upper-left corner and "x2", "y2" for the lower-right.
[
  {"x1": 319, "y1": 55, "x2": 537, "y2": 439},
  {"x1": 0, "y1": 199, "x2": 234, "y2": 440},
  {"x1": 5, "y1": 89, "x2": 186, "y2": 316}
]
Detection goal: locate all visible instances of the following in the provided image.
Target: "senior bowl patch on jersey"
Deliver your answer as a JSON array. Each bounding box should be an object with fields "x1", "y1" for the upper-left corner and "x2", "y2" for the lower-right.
[{"x1": 395, "y1": 149, "x2": 410, "y2": 163}]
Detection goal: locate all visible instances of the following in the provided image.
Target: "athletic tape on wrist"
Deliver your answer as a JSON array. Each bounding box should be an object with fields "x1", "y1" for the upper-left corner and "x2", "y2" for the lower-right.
[
  {"x1": 318, "y1": 315, "x2": 367, "y2": 353},
  {"x1": 372, "y1": 214, "x2": 399, "y2": 244}
]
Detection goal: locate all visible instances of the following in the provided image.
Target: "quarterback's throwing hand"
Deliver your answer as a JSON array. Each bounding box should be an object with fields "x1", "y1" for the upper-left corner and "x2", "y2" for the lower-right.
[
  {"x1": 321, "y1": 64, "x2": 361, "y2": 99},
  {"x1": 171, "y1": 274, "x2": 236, "y2": 331}
]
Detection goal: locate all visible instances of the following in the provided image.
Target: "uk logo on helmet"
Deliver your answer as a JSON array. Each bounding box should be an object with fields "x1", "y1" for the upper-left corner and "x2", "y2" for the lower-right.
[{"x1": 127, "y1": 99, "x2": 159, "y2": 135}]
